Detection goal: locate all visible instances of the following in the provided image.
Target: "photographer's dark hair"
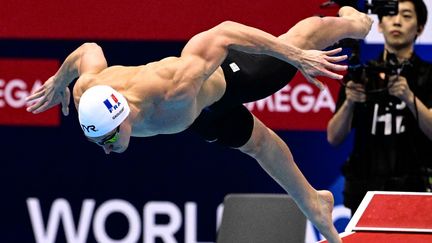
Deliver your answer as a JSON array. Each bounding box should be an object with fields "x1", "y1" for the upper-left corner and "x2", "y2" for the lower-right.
[{"x1": 378, "y1": 0, "x2": 428, "y2": 29}]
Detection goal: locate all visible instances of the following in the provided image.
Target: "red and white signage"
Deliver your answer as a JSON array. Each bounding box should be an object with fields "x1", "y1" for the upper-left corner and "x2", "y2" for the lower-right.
[
  {"x1": 0, "y1": 0, "x2": 337, "y2": 41},
  {"x1": 0, "y1": 59, "x2": 60, "y2": 126},
  {"x1": 246, "y1": 74, "x2": 341, "y2": 131}
]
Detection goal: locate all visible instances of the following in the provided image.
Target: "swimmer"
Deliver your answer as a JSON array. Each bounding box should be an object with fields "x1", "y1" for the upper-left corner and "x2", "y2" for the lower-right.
[{"x1": 27, "y1": 6, "x2": 372, "y2": 243}]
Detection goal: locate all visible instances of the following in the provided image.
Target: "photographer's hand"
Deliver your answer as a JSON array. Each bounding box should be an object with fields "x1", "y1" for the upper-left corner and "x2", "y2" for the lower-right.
[
  {"x1": 388, "y1": 75, "x2": 414, "y2": 103},
  {"x1": 388, "y1": 75, "x2": 432, "y2": 140},
  {"x1": 345, "y1": 80, "x2": 366, "y2": 106},
  {"x1": 327, "y1": 80, "x2": 365, "y2": 146}
]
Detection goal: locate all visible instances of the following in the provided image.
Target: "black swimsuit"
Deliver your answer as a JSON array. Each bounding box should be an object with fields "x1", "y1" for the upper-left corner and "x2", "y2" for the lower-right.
[{"x1": 189, "y1": 49, "x2": 298, "y2": 148}]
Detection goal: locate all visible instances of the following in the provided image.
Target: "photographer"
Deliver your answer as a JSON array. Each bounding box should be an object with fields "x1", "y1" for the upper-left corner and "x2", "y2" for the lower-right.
[{"x1": 327, "y1": 0, "x2": 432, "y2": 214}]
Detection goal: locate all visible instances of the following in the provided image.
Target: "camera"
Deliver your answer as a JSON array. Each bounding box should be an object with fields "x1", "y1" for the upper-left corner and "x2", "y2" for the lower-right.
[{"x1": 346, "y1": 52, "x2": 412, "y2": 96}]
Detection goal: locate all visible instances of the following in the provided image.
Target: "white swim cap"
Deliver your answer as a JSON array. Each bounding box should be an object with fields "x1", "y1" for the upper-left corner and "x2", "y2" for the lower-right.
[{"x1": 78, "y1": 85, "x2": 130, "y2": 137}]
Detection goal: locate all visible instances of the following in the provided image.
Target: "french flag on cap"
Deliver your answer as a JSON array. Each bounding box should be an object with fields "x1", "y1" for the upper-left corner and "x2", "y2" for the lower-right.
[{"x1": 103, "y1": 94, "x2": 121, "y2": 113}]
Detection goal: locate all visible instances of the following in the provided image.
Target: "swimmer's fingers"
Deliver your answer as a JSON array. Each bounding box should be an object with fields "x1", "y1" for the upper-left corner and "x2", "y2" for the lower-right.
[
  {"x1": 26, "y1": 86, "x2": 49, "y2": 113},
  {"x1": 323, "y1": 48, "x2": 348, "y2": 72},
  {"x1": 298, "y1": 49, "x2": 345, "y2": 81},
  {"x1": 321, "y1": 64, "x2": 345, "y2": 79},
  {"x1": 26, "y1": 76, "x2": 65, "y2": 114},
  {"x1": 324, "y1": 55, "x2": 348, "y2": 66},
  {"x1": 60, "y1": 87, "x2": 71, "y2": 116},
  {"x1": 26, "y1": 85, "x2": 46, "y2": 103},
  {"x1": 301, "y1": 70, "x2": 325, "y2": 90},
  {"x1": 323, "y1": 47, "x2": 343, "y2": 56}
]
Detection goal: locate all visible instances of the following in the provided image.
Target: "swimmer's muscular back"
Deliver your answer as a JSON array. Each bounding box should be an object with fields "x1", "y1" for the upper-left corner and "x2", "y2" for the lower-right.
[{"x1": 73, "y1": 56, "x2": 227, "y2": 136}]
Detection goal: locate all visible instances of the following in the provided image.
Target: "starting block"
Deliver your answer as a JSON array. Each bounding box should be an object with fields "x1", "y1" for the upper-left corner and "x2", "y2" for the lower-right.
[{"x1": 319, "y1": 191, "x2": 432, "y2": 243}]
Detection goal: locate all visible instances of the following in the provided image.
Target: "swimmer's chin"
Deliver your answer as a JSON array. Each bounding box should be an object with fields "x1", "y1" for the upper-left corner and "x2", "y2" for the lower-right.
[
  {"x1": 108, "y1": 146, "x2": 128, "y2": 154},
  {"x1": 113, "y1": 147, "x2": 127, "y2": 153}
]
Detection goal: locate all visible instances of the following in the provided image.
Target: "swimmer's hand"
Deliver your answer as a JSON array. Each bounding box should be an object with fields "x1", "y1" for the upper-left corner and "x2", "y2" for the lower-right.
[
  {"x1": 26, "y1": 75, "x2": 71, "y2": 116},
  {"x1": 296, "y1": 47, "x2": 347, "y2": 90}
]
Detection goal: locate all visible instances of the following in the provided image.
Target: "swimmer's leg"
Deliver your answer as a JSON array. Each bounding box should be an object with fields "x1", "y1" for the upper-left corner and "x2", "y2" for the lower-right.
[
  {"x1": 279, "y1": 6, "x2": 372, "y2": 50},
  {"x1": 238, "y1": 116, "x2": 341, "y2": 243}
]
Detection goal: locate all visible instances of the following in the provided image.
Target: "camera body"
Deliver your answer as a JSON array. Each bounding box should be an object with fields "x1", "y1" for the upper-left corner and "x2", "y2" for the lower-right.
[
  {"x1": 347, "y1": 52, "x2": 412, "y2": 98},
  {"x1": 348, "y1": 52, "x2": 398, "y2": 83}
]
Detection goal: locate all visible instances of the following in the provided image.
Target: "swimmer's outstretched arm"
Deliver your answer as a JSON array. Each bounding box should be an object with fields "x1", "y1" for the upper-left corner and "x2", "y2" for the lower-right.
[
  {"x1": 179, "y1": 21, "x2": 348, "y2": 93},
  {"x1": 26, "y1": 43, "x2": 107, "y2": 115}
]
